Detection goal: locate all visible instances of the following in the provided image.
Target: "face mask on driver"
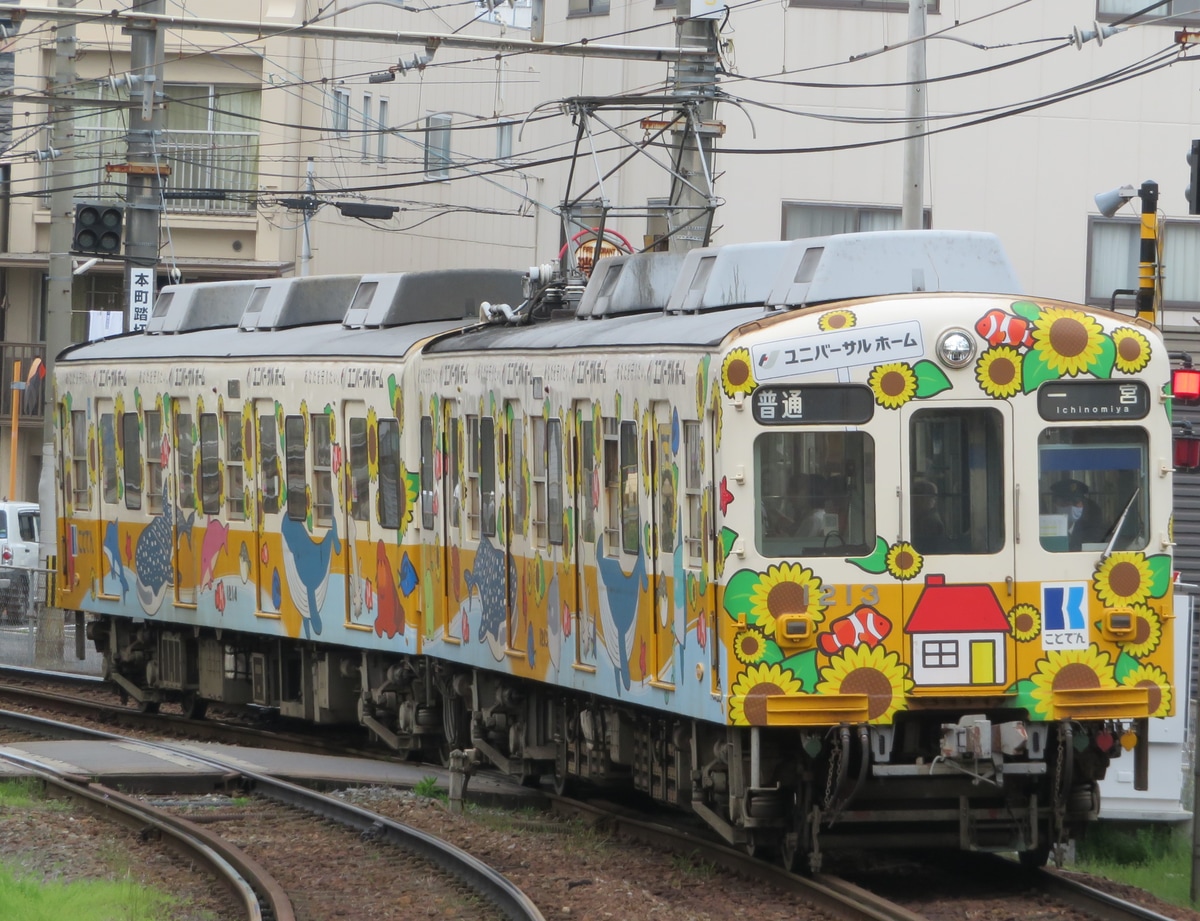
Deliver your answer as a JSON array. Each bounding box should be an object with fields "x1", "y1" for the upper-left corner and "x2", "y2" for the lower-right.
[{"x1": 1069, "y1": 505, "x2": 1084, "y2": 522}]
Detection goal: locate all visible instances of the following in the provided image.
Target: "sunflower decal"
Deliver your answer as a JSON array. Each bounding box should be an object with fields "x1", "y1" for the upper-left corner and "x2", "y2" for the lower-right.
[
  {"x1": 733, "y1": 626, "x2": 769, "y2": 665},
  {"x1": 818, "y1": 309, "x2": 856, "y2": 332},
  {"x1": 1028, "y1": 645, "x2": 1116, "y2": 717},
  {"x1": 729, "y1": 662, "x2": 803, "y2": 725},
  {"x1": 1123, "y1": 604, "x2": 1163, "y2": 658},
  {"x1": 721, "y1": 348, "x2": 756, "y2": 397},
  {"x1": 868, "y1": 363, "x2": 917, "y2": 409},
  {"x1": 885, "y1": 541, "x2": 923, "y2": 581},
  {"x1": 1031, "y1": 307, "x2": 1106, "y2": 377},
  {"x1": 1093, "y1": 552, "x2": 1155, "y2": 607},
  {"x1": 366, "y1": 407, "x2": 379, "y2": 481},
  {"x1": 815, "y1": 645, "x2": 911, "y2": 723},
  {"x1": 1121, "y1": 663, "x2": 1172, "y2": 718},
  {"x1": 747, "y1": 562, "x2": 827, "y2": 634},
  {"x1": 1008, "y1": 603, "x2": 1041, "y2": 642},
  {"x1": 975, "y1": 346, "x2": 1023, "y2": 399},
  {"x1": 1112, "y1": 327, "x2": 1151, "y2": 374}
]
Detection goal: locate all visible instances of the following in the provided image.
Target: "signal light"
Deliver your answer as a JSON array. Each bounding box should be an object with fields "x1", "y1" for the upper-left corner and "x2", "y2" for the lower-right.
[
  {"x1": 72, "y1": 202, "x2": 123, "y2": 256},
  {"x1": 1188, "y1": 140, "x2": 1200, "y2": 216},
  {"x1": 1174, "y1": 432, "x2": 1200, "y2": 470},
  {"x1": 1172, "y1": 367, "x2": 1200, "y2": 404}
]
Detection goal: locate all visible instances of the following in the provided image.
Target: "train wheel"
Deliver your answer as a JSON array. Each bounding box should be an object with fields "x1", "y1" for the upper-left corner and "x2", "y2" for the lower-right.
[
  {"x1": 138, "y1": 700, "x2": 160, "y2": 714},
  {"x1": 180, "y1": 692, "x2": 208, "y2": 720},
  {"x1": 744, "y1": 831, "x2": 779, "y2": 862},
  {"x1": 439, "y1": 688, "x2": 470, "y2": 766},
  {"x1": 780, "y1": 832, "x2": 806, "y2": 874},
  {"x1": 1019, "y1": 843, "x2": 1050, "y2": 869},
  {"x1": 552, "y1": 742, "x2": 575, "y2": 797}
]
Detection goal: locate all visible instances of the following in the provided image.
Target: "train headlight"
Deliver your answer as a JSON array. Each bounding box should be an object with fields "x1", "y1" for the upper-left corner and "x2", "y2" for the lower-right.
[
  {"x1": 1101, "y1": 606, "x2": 1136, "y2": 641},
  {"x1": 936, "y1": 328, "x2": 976, "y2": 369},
  {"x1": 774, "y1": 613, "x2": 816, "y2": 649}
]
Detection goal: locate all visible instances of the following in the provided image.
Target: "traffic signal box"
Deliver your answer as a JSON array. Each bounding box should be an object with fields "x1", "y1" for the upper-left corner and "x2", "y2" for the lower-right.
[{"x1": 72, "y1": 202, "x2": 124, "y2": 256}]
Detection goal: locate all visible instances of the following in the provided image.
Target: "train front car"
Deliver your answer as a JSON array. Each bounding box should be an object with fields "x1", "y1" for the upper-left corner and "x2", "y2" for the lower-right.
[{"x1": 702, "y1": 232, "x2": 1175, "y2": 870}]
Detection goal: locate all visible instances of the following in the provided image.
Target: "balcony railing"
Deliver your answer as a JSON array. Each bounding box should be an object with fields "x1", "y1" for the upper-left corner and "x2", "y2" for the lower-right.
[
  {"x1": 58, "y1": 128, "x2": 259, "y2": 215},
  {"x1": 1, "y1": 343, "x2": 47, "y2": 424}
]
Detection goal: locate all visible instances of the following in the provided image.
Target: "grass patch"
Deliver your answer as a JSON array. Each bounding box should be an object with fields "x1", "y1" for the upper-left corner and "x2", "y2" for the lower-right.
[
  {"x1": 0, "y1": 779, "x2": 47, "y2": 808},
  {"x1": 1070, "y1": 822, "x2": 1195, "y2": 910},
  {"x1": 0, "y1": 863, "x2": 182, "y2": 921},
  {"x1": 413, "y1": 775, "x2": 447, "y2": 802}
]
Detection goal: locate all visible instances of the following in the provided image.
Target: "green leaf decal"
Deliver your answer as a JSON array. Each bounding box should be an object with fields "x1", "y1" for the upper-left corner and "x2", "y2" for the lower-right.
[
  {"x1": 1113, "y1": 651, "x2": 1141, "y2": 684},
  {"x1": 1090, "y1": 335, "x2": 1116, "y2": 379},
  {"x1": 1022, "y1": 348, "x2": 1058, "y2": 393},
  {"x1": 723, "y1": 568, "x2": 759, "y2": 621},
  {"x1": 847, "y1": 536, "x2": 889, "y2": 575},
  {"x1": 761, "y1": 641, "x2": 785, "y2": 666},
  {"x1": 388, "y1": 374, "x2": 398, "y2": 409},
  {"x1": 1011, "y1": 300, "x2": 1041, "y2": 321},
  {"x1": 1147, "y1": 554, "x2": 1173, "y2": 598},
  {"x1": 913, "y1": 360, "x2": 952, "y2": 398},
  {"x1": 781, "y1": 649, "x2": 820, "y2": 692}
]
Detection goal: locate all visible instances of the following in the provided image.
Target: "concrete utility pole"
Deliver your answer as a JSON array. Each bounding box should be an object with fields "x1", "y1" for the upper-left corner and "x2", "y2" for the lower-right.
[
  {"x1": 37, "y1": 0, "x2": 76, "y2": 663},
  {"x1": 902, "y1": 0, "x2": 926, "y2": 230},
  {"x1": 668, "y1": 0, "x2": 720, "y2": 253},
  {"x1": 122, "y1": 0, "x2": 166, "y2": 330}
]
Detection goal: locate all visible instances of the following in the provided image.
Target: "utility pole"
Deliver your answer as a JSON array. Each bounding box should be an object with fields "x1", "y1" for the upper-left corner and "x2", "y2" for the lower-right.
[
  {"x1": 121, "y1": 0, "x2": 166, "y2": 331},
  {"x1": 37, "y1": 0, "x2": 76, "y2": 663},
  {"x1": 902, "y1": 0, "x2": 926, "y2": 230},
  {"x1": 667, "y1": 0, "x2": 720, "y2": 252}
]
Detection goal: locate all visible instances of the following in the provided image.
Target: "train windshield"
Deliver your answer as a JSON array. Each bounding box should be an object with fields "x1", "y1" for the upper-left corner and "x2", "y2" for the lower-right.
[
  {"x1": 755, "y1": 431, "x2": 875, "y2": 557},
  {"x1": 1037, "y1": 427, "x2": 1148, "y2": 553}
]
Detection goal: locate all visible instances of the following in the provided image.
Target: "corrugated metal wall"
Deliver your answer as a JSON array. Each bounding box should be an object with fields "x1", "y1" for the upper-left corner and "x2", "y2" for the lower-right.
[{"x1": 1164, "y1": 327, "x2": 1200, "y2": 588}]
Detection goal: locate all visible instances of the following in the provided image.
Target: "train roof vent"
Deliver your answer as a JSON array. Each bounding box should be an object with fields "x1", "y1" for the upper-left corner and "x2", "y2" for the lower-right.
[
  {"x1": 144, "y1": 279, "x2": 259, "y2": 334},
  {"x1": 344, "y1": 269, "x2": 526, "y2": 328},
  {"x1": 238, "y1": 274, "x2": 362, "y2": 331},
  {"x1": 665, "y1": 242, "x2": 792, "y2": 314},
  {"x1": 576, "y1": 252, "x2": 688, "y2": 318},
  {"x1": 766, "y1": 230, "x2": 1023, "y2": 308}
]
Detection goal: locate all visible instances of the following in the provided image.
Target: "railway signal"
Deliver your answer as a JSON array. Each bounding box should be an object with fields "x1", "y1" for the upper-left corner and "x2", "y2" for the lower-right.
[{"x1": 71, "y1": 202, "x2": 124, "y2": 257}]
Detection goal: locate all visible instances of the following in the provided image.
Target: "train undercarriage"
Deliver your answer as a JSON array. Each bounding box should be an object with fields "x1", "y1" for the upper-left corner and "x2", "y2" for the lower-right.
[{"x1": 89, "y1": 614, "x2": 1121, "y2": 872}]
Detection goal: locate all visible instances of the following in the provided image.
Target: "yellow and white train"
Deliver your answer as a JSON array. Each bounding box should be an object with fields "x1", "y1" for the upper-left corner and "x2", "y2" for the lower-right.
[{"x1": 54, "y1": 231, "x2": 1177, "y2": 869}]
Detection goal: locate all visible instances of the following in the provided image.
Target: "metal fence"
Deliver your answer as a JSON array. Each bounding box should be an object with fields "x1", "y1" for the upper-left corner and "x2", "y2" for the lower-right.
[{"x1": 0, "y1": 567, "x2": 103, "y2": 675}]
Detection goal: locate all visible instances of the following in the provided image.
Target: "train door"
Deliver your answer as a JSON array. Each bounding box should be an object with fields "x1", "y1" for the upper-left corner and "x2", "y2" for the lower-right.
[
  {"x1": 899, "y1": 402, "x2": 1013, "y2": 689},
  {"x1": 650, "y1": 401, "x2": 675, "y2": 687},
  {"x1": 255, "y1": 399, "x2": 282, "y2": 616},
  {"x1": 573, "y1": 400, "x2": 599, "y2": 668},
  {"x1": 172, "y1": 398, "x2": 198, "y2": 605},
  {"x1": 95, "y1": 397, "x2": 119, "y2": 600},
  {"x1": 343, "y1": 401, "x2": 369, "y2": 626},
  {"x1": 504, "y1": 402, "x2": 526, "y2": 656}
]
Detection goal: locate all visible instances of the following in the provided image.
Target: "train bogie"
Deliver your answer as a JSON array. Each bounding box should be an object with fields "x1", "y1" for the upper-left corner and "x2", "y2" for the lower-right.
[{"x1": 55, "y1": 233, "x2": 1177, "y2": 870}]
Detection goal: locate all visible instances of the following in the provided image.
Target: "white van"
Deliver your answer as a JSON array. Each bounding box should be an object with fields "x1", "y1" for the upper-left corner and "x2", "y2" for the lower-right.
[{"x1": 0, "y1": 501, "x2": 40, "y2": 623}]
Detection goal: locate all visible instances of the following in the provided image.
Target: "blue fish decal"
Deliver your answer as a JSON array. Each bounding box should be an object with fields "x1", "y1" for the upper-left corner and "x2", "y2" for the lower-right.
[
  {"x1": 465, "y1": 537, "x2": 517, "y2": 661},
  {"x1": 399, "y1": 552, "x2": 418, "y2": 597},
  {"x1": 103, "y1": 520, "x2": 129, "y2": 600},
  {"x1": 280, "y1": 516, "x2": 341, "y2": 639},
  {"x1": 134, "y1": 493, "x2": 179, "y2": 616},
  {"x1": 596, "y1": 536, "x2": 648, "y2": 692},
  {"x1": 271, "y1": 568, "x2": 282, "y2": 609}
]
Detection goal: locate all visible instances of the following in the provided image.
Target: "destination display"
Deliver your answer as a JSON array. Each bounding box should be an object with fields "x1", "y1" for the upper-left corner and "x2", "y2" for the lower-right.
[
  {"x1": 752, "y1": 384, "x2": 874, "y2": 425},
  {"x1": 1037, "y1": 381, "x2": 1150, "y2": 420}
]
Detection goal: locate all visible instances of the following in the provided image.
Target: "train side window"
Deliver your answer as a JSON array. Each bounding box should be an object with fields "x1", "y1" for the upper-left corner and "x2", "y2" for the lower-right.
[
  {"x1": 578, "y1": 406, "x2": 596, "y2": 544},
  {"x1": 1038, "y1": 427, "x2": 1147, "y2": 553},
  {"x1": 532, "y1": 416, "x2": 547, "y2": 546},
  {"x1": 446, "y1": 408, "x2": 461, "y2": 530},
  {"x1": 683, "y1": 420, "x2": 703, "y2": 567},
  {"x1": 420, "y1": 415, "x2": 435, "y2": 530},
  {"x1": 284, "y1": 414, "x2": 306, "y2": 521},
  {"x1": 548, "y1": 418, "x2": 563, "y2": 546},
  {"x1": 509, "y1": 409, "x2": 526, "y2": 537},
  {"x1": 122, "y1": 412, "x2": 142, "y2": 510},
  {"x1": 466, "y1": 415, "x2": 481, "y2": 539},
  {"x1": 620, "y1": 420, "x2": 640, "y2": 555},
  {"x1": 199, "y1": 413, "x2": 221, "y2": 516},
  {"x1": 99, "y1": 409, "x2": 117, "y2": 505},
  {"x1": 602, "y1": 418, "x2": 620, "y2": 556},
  {"x1": 480, "y1": 417, "x2": 497, "y2": 539},
  {"x1": 378, "y1": 418, "x2": 401, "y2": 529},
  {"x1": 176, "y1": 405, "x2": 195, "y2": 513},
  {"x1": 909, "y1": 408, "x2": 1004, "y2": 555},
  {"x1": 71, "y1": 409, "x2": 89, "y2": 511},
  {"x1": 348, "y1": 417, "x2": 369, "y2": 522},
  {"x1": 145, "y1": 409, "x2": 162, "y2": 514},
  {"x1": 756, "y1": 431, "x2": 875, "y2": 558},
  {"x1": 259, "y1": 410, "x2": 281, "y2": 515},
  {"x1": 312, "y1": 411, "x2": 333, "y2": 527},
  {"x1": 226, "y1": 411, "x2": 245, "y2": 520}
]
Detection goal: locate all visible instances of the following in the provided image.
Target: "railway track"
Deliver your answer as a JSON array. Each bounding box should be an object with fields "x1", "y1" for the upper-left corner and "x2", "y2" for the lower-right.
[{"x1": 0, "y1": 706, "x2": 545, "y2": 921}]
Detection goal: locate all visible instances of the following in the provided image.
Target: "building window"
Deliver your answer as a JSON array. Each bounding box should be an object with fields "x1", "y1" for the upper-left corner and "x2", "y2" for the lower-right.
[
  {"x1": 791, "y1": 0, "x2": 938, "y2": 8},
  {"x1": 122, "y1": 413, "x2": 142, "y2": 510},
  {"x1": 200, "y1": 413, "x2": 221, "y2": 515},
  {"x1": 782, "y1": 202, "x2": 930, "y2": 240},
  {"x1": 496, "y1": 121, "x2": 514, "y2": 161},
  {"x1": 424, "y1": 113, "x2": 452, "y2": 179},
  {"x1": 1085, "y1": 216, "x2": 1200, "y2": 309},
  {"x1": 360, "y1": 93, "x2": 372, "y2": 159},
  {"x1": 569, "y1": 0, "x2": 609, "y2": 14},
  {"x1": 226, "y1": 411, "x2": 244, "y2": 520},
  {"x1": 333, "y1": 88, "x2": 351, "y2": 135},
  {"x1": 377, "y1": 99, "x2": 389, "y2": 162},
  {"x1": 922, "y1": 641, "x2": 958, "y2": 669},
  {"x1": 1097, "y1": 0, "x2": 1199, "y2": 24}
]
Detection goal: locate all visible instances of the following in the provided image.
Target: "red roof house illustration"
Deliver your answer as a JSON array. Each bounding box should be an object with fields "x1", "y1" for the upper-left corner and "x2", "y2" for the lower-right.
[{"x1": 906, "y1": 574, "x2": 1011, "y2": 687}]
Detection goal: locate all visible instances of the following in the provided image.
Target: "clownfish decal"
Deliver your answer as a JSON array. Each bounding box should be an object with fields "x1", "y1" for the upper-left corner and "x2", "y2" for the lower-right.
[
  {"x1": 975, "y1": 309, "x2": 1034, "y2": 350},
  {"x1": 818, "y1": 604, "x2": 892, "y2": 656}
]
